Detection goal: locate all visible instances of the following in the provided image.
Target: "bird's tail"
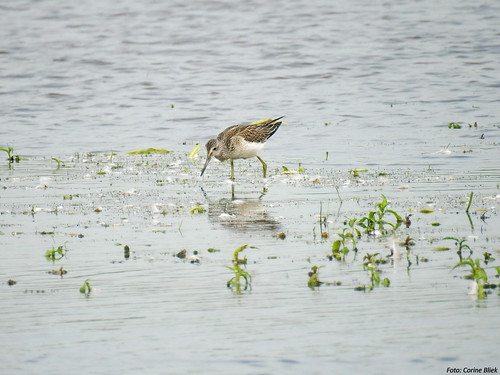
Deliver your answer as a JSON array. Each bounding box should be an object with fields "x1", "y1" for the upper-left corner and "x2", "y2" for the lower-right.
[{"x1": 264, "y1": 116, "x2": 284, "y2": 139}]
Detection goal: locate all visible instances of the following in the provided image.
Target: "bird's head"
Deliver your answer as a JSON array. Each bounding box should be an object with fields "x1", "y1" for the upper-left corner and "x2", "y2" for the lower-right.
[{"x1": 200, "y1": 138, "x2": 218, "y2": 177}]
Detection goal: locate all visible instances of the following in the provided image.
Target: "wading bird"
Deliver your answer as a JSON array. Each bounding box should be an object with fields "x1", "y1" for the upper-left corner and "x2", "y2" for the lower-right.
[{"x1": 200, "y1": 116, "x2": 284, "y2": 180}]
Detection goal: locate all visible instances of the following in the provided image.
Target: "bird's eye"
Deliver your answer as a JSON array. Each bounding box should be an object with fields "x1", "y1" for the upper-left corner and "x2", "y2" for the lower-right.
[{"x1": 213, "y1": 147, "x2": 217, "y2": 151}]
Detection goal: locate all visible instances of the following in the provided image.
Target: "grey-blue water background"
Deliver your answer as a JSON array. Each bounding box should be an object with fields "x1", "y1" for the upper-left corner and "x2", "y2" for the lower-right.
[{"x1": 1, "y1": 0, "x2": 499, "y2": 374}]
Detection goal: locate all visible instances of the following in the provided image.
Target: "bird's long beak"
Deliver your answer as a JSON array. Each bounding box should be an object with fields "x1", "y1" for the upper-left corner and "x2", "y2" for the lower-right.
[{"x1": 200, "y1": 155, "x2": 212, "y2": 177}]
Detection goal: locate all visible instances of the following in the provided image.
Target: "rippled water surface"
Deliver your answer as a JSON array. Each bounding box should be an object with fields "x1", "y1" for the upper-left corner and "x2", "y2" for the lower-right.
[{"x1": 1, "y1": 0, "x2": 499, "y2": 374}]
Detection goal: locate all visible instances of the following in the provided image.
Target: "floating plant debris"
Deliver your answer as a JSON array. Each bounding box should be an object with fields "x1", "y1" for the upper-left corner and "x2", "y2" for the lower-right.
[
  {"x1": 188, "y1": 143, "x2": 202, "y2": 159},
  {"x1": 308, "y1": 265, "x2": 323, "y2": 289},
  {"x1": 79, "y1": 279, "x2": 92, "y2": 297},
  {"x1": 433, "y1": 247, "x2": 450, "y2": 252},
  {"x1": 126, "y1": 148, "x2": 171, "y2": 154},
  {"x1": 275, "y1": 232, "x2": 286, "y2": 240},
  {"x1": 176, "y1": 249, "x2": 187, "y2": 259},
  {"x1": 49, "y1": 267, "x2": 67, "y2": 276},
  {"x1": 189, "y1": 206, "x2": 206, "y2": 214}
]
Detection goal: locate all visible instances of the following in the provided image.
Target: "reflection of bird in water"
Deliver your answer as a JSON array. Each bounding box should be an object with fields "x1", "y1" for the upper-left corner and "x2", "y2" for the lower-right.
[
  {"x1": 207, "y1": 197, "x2": 281, "y2": 232},
  {"x1": 200, "y1": 116, "x2": 284, "y2": 180},
  {"x1": 200, "y1": 187, "x2": 280, "y2": 232}
]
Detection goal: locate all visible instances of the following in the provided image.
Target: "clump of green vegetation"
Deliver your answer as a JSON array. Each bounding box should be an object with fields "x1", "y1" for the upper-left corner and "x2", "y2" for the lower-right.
[
  {"x1": 207, "y1": 248, "x2": 220, "y2": 253},
  {"x1": 358, "y1": 195, "x2": 403, "y2": 235},
  {"x1": 275, "y1": 232, "x2": 286, "y2": 240},
  {"x1": 124, "y1": 245, "x2": 130, "y2": 259},
  {"x1": 400, "y1": 236, "x2": 416, "y2": 270},
  {"x1": 483, "y1": 252, "x2": 494, "y2": 265},
  {"x1": 329, "y1": 218, "x2": 361, "y2": 261},
  {"x1": 45, "y1": 245, "x2": 66, "y2": 262},
  {"x1": 329, "y1": 225, "x2": 358, "y2": 261},
  {"x1": 127, "y1": 148, "x2": 171, "y2": 154},
  {"x1": 355, "y1": 253, "x2": 390, "y2": 291},
  {"x1": 8, "y1": 279, "x2": 17, "y2": 286},
  {"x1": 443, "y1": 237, "x2": 473, "y2": 262},
  {"x1": 308, "y1": 265, "x2": 323, "y2": 289},
  {"x1": 453, "y1": 258, "x2": 488, "y2": 299},
  {"x1": 448, "y1": 122, "x2": 461, "y2": 129},
  {"x1": 226, "y1": 245, "x2": 253, "y2": 294},
  {"x1": 281, "y1": 163, "x2": 305, "y2": 174},
  {"x1": 176, "y1": 249, "x2": 187, "y2": 259},
  {"x1": 404, "y1": 214, "x2": 412, "y2": 228},
  {"x1": 79, "y1": 279, "x2": 92, "y2": 297},
  {"x1": 0, "y1": 146, "x2": 21, "y2": 163}
]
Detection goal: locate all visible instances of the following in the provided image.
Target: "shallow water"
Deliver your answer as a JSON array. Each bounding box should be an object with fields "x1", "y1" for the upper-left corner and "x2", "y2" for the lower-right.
[
  {"x1": 1, "y1": 0, "x2": 500, "y2": 374},
  {"x1": 1, "y1": 153, "x2": 499, "y2": 374}
]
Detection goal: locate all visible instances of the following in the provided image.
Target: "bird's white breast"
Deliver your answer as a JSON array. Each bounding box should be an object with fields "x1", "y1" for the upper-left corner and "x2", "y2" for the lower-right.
[{"x1": 236, "y1": 141, "x2": 265, "y2": 159}]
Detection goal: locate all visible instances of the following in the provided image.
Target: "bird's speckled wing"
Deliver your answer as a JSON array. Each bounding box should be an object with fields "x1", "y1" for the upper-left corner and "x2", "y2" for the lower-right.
[{"x1": 217, "y1": 117, "x2": 283, "y2": 146}]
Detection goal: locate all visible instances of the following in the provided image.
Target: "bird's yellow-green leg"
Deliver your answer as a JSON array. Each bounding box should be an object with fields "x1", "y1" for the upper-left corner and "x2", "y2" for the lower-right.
[
  {"x1": 230, "y1": 159, "x2": 235, "y2": 180},
  {"x1": 256, "y1": 156, "x2": 267, "y2": 178}
]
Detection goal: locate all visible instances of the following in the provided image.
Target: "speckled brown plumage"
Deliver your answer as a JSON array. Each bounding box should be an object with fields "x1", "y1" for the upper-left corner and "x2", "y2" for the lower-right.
[{"x1": 200, "y1": 116, "x2": 284, "y2": 179}]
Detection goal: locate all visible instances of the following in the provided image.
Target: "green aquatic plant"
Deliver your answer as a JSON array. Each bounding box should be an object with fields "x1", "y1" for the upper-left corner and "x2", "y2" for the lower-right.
[
  {"x1": 443, "y1": 237, "x2": 473, "y2": 262},
  {"x1": 308, "y1": 265, "x2": 323, "y2": 289},
  {"x1": 226, "y1": 245, "x2": 254, "y2": 294},
  {"x1": 176, "y1": 249, "x2": 187, "y2": 259},
  {"x1": 275, "y1": 232, "x2": 286, "y2": 240},
  {"x1": 316, "y1": 201, "x2": 330, "y2": 238},
  {"x1": 358, "y1": 195, "x2": 403, "y2": 235},
  {"x1": 45, "y1": 245, "x2": 66, "y2": 262},
  {"x1": 453, "y1": 258, "x2": 488, "y2": 299},
  {"x1": 355, "y1": 253, "x2": 390, "y2": 291},
  {"x1": 51, "y1": 157, "x2": 66, "y2": 168},
  {"x1": 399, "y1": 236, "x2": 416, "y2": 270},
  {"x1": 465, "y1": 191, "x2": 473, "y2": 213},
  {"x1": 403, "y1": 214, "x2": 412, "y2": 228},
  {"x1": 0, "y1": 146, "x2": 21, "y2": 163},
  {"x1": 79, "y1": 279, "x2": 92, "y2": 297},
  {"x1": 482, "y1": 252, "x2": 494, "y2": 265},
  {"x1": 329, "y1": 219, "x2": 359, "y2": 261}
]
